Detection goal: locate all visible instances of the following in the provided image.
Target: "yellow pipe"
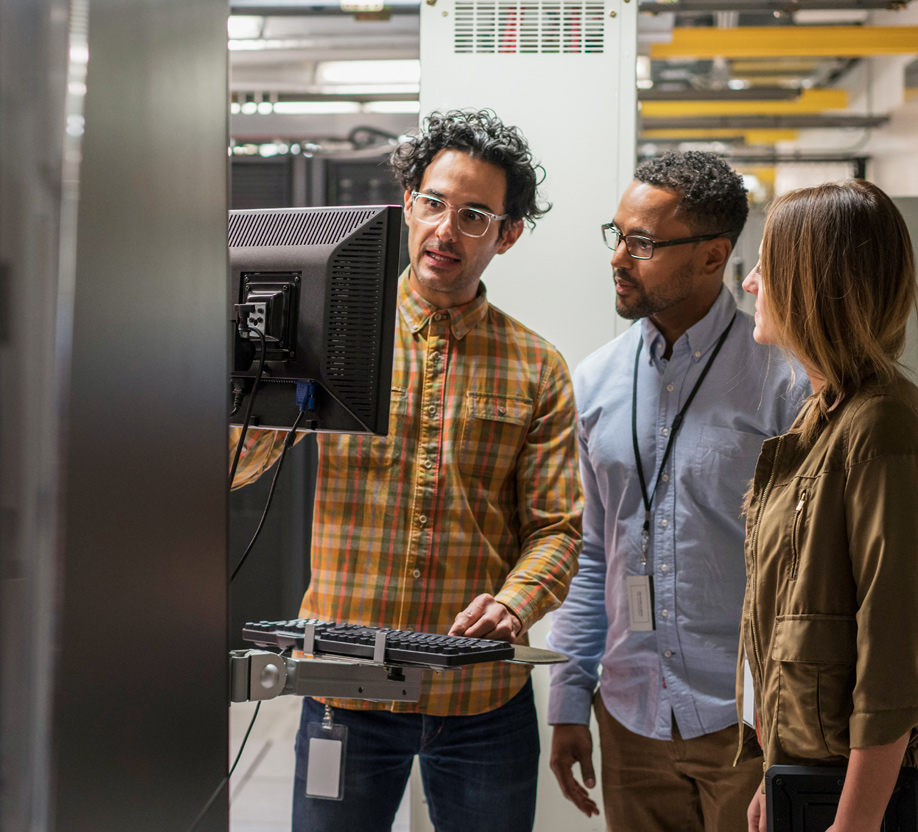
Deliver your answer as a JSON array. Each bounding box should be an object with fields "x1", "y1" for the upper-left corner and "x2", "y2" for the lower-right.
[
  {"x1": 641, "y1": 128, "x2": 799, "y2": 143},
  {"x1": 731, "y1": 60, "x2": 821, "y2": 73},
  {"x1": 736, "y1": 166, "x2": 777, "y2": 187},
  {"x1": 651, "y1": 26, "x2": 918, "y2": 59},
  {"x1": 641, "y1": 89, "x2": 847, "y2": 117}
]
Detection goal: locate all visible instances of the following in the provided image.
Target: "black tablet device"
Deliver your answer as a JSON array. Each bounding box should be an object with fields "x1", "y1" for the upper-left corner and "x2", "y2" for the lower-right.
[{"x1": 766, "y1": 765, "x2": 918, "y2": 832}]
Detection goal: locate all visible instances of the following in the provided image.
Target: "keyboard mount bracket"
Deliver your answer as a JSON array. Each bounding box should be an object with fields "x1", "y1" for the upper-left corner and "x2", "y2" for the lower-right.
[{"x1": 229, "y1": 650, "x2": 425, "y2": 704}]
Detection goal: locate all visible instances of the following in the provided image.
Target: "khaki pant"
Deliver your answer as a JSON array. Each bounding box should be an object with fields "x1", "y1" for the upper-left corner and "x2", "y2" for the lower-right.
[{"x1": 594, "y1": 694, "x2": 762, "y2": 832}]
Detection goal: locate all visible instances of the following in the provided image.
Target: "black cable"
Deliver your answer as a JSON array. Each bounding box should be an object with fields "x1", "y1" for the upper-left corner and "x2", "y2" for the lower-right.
[
  {"x1": 230, "y1": 410, "x2": 306, "y2": 583},
  {"x1": 185, "y1": 701, "x2": 262, "y2": 832},
  {"x1": 229, "y1": 325, "x2": 267, "y2": 489}
]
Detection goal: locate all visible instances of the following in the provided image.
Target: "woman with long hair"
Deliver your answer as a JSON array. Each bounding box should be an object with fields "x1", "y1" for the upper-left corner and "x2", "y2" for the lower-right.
[{"x1": 740, "y1": 179, "x2": 918, "y2": 832}]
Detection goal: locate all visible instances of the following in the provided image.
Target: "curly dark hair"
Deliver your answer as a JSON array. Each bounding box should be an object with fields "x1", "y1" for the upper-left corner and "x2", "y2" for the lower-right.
[
  {"x1": 634, "y1": 151, "x2": 748, "y2": 246},
  {"x1": 389, "y1": 109, "x2": 550, "y2": 231}
]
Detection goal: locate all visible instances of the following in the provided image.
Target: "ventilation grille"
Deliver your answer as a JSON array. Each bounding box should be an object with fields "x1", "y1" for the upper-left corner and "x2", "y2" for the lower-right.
[
  {"x1": 228, "y1": 207, "x2": 380, "y2": 248},
  {"x1": 454, "y1": 0, "x2": 605, "y2": 54},
  {"x1": 324, "y1": 217, "x2": 388, "y2": 422}
]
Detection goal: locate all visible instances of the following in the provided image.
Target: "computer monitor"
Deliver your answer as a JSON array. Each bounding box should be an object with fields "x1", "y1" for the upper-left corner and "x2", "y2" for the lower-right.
[{"x1": 228, "y1": 205, "x2": 402, "y2": 435}]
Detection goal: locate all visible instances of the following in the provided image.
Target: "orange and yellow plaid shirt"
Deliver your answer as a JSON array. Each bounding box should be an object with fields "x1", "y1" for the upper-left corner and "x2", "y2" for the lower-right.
[{"x1": 233, "y1": 272, "x2": 583, "y2": 715}]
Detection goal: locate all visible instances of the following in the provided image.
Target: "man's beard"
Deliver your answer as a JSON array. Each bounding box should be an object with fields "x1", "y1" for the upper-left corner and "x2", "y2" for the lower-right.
[{"x1": 614, "y1": 261, "x2": 694, "y2": 321}]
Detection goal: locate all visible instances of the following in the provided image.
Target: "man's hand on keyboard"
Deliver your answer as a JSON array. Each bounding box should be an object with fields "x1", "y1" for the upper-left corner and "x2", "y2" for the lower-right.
[{"x1": 448, "y1": 594, "x2": 522, "y2": 642}]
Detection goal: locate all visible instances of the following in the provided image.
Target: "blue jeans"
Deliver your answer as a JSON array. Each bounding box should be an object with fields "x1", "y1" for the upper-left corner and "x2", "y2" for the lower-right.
[{"x1": 292, "y1": 680, "x2": 540, "y2": 832}]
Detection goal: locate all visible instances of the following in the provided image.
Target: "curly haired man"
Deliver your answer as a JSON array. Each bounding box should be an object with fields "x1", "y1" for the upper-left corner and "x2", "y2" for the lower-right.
[{"x1": 236, "y1": 110, "x2": 583, "y2": 832}]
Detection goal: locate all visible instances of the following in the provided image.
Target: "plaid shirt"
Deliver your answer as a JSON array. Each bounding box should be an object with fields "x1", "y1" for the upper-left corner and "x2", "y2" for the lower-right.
[{"x1": 233, "y1": 272, "x2": 582, "y2": 715}]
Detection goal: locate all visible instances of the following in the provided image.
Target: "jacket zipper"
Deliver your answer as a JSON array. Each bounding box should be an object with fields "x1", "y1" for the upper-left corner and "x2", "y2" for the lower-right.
[
  {"x1": 748, "y1": 435, "x2": 783, "y2": 676},
  {"x1": 791, "y1": 489, "x2": 808, "y2": 580}
]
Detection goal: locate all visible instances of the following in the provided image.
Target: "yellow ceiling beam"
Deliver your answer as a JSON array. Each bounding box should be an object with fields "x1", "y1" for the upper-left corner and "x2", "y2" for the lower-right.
[
  {"x1": 641, "y1": 128, "x2": 799, "y2": 143},
  {"x1": 651, "y1": 26, "x2": 918, "y2": 59},
  {"x1": 641, "y1": 88, "x2": 847, "y2": 118},
  {"x1": 737, "y1": 166, "x2": 777, "y2": 187},
  {"x1": 731, "y1": 60, "x2": 821, "y2": 73}
]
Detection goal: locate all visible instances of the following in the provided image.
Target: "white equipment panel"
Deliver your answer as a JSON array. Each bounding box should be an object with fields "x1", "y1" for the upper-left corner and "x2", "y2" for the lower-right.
[{"x1": 420, "y1": 0, "x2": 638, "y2": 367}]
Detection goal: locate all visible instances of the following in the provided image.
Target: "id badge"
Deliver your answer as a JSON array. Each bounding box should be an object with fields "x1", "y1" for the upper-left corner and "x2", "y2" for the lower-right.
[
  {"x1": 303, "y1": 720, "x2": 348, "y2": 800},
  {"x1": 626, "y1": 575, "x2": 655, "y2": 631},
  {"x1": 742, "y1": 654, "x2": 756, "y2": 728}
]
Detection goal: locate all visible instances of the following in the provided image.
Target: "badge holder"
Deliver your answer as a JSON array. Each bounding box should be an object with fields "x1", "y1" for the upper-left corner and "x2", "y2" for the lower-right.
[
  {"x1": 627, "y1": 521, "x2": 656, "y2": 632},
  {"x1": 304, "y1": 703, "x2": 348, "y2": 801}
]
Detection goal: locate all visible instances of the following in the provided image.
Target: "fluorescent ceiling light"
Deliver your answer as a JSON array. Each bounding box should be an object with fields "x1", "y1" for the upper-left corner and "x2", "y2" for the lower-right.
[
  {"x1": 227, "y1": 15, "x2": 264, "y2": 39},
  {"x1": 272, "y1": 101, "x2": 362, "y2": 115},
  {"x1": 69, "y1": 44, "x2": 89, "y2": 64},
  {"x1": 340, "y1": 0, "x2": 385, "y2": 10},
  {"x1": 319, "y1": 84, "x2": 420, "y2": 96},
  {"x1": 316, "y1": 60, "x2": 420, "y2": 86},
  {"x1": 363, "y1": 100, "x2": 421, "y2": 114},
  {"x1": 636, "y1": 56, "x2": 651, "y2": 82},
  {"x1": 229, "y1": 38, "x2": 306, "y2": 51}
]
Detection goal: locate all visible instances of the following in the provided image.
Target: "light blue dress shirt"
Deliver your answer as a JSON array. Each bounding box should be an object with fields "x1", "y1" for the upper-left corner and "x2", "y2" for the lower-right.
[{"x1": 547, "y1": 287, "x2": 810, "y2": 740}]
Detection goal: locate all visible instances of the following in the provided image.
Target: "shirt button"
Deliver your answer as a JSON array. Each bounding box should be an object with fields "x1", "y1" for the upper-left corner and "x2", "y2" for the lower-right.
[
  {"x1": 498, "y1": 406, "x2": 506, "y2": 415},
  {"x1": 428, "y1": 405, "x2": 437, "y2": 415},
  {"x1": 664, "y1": 650, "x2": 672, "y2": 658},
  {"x1": 666, "y1": 384, "x2": 674, "y2": 392},
  {"x1": 419, "y1": 515, "x2": 428, "y2": 525},
  {"x1": 694, "y1": 350, "x2": 702, "y2": 358},
  {"x1": 431, "y1": 352, "x2": 440, "y2": 362},
  {"x1": 661, "y1": 609, "x2": 669, "y2": 618},
  {"x1": 662, "y1": 427, "x2": 670, "y2": 436},
  {"x1": 662, "y1": 473, "x2": 670, "y2": 482},
  {"x1": 661, "y1": 563, "x2": 668, "y2": 572},
  {"x1": 661, "y1": 519, "x2": 668, "y2": 528},
  {"x1": 412, "y1": 569, "x2": 421, "y2": 579},
  {"x1": 425, "y1": 460, "x2": 433, "y2": 469},
  {"x1": 434, "y1": 313, "x2": 444, "y2": 321}
]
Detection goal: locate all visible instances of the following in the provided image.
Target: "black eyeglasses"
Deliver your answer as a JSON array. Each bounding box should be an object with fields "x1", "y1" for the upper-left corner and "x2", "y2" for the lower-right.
[{"x1": 601, "y1": 223, "x2": 729, "y2": 260}]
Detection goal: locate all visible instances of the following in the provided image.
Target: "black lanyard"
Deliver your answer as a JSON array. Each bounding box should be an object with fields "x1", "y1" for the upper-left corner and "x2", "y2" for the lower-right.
[{"x1": 632, "y1": 312, "x2": 737, "y2": 564}]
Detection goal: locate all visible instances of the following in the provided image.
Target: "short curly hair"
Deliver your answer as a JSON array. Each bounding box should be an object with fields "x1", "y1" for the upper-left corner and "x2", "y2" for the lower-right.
[
  {"x1": 389, "y1": 109, "x2": 550, "y2": 230},
  {"x1": 634, "y1": 151, "x2": 748, "y2": 246}
]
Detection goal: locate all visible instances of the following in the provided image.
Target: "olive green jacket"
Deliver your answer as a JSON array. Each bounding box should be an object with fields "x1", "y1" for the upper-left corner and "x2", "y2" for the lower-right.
[{"x1": 737, "y1": 374, "x2": 918, "y2": 770}]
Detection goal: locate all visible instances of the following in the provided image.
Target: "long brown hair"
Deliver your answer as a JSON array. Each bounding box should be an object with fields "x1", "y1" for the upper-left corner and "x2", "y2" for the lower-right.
[{"x1": 761, "y1": 179, "x2": 916, "y2": 442}]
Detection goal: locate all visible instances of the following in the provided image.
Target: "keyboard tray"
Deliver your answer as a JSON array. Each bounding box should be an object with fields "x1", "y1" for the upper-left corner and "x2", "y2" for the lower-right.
[{"x1": 242, "y1": 618, "x2": 516, "y2": 668}]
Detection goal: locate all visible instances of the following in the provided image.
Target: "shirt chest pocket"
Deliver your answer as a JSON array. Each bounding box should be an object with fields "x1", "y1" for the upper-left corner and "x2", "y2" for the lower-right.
[
  {"x1": 343, "y1": 387, "x2": 408, "y2": 468},
  {"x1": 693, "y1": 425, "x2": 766, "y2": 516},
  {"x1": 458, "y1": 393, "x2": 532, "y2": 481}
]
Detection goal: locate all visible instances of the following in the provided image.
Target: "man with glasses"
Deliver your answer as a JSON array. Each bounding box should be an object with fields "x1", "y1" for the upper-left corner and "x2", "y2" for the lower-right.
[
  {"x1": 546, "y1": 152, "x2": 809, "y2": 831},
  {"x1": 234, "y1": 109, "x2": 582, "y2": 832}
]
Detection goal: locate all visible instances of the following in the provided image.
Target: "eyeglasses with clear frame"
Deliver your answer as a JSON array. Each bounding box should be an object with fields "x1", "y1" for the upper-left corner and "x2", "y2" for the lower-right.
[
  {"x1": 410, "y1": 191, "x2": 508, "y2": 238},
  {"x1": 601, "y1": 222, "x2": 729, "y2": 260}
]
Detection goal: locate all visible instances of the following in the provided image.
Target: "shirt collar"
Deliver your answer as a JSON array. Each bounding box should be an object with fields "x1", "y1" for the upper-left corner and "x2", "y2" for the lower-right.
[
  {"x1": 397, "y1": 269, "x2": 490, "y2": 340},
  {"x1": 640, "y1": 284, "x2": 737, "y2": 365}
]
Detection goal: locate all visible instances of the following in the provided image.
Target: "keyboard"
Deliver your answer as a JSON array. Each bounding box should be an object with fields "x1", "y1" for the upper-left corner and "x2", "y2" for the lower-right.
[{"x1": 242, "y1": 618, "x2": 516, "y2": 668}]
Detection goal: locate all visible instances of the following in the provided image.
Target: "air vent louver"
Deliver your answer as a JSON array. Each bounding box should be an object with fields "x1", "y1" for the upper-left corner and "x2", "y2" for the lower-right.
[
  {"x1": 228, "y1": 208, "x2": 380, "y2": 248},
  {"x1": 324, "y1": 217, "x2": 388, "y2": 423},
  {"x1": 454, "y1": 0, "x2": 605, "y2": 54}
]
